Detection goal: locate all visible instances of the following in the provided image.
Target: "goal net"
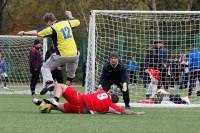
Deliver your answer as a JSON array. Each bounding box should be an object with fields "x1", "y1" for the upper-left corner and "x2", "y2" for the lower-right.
[
  {"x1": 0, "y1": 36, "x2": 47, "y2": 94},
  {"x1": 86, "y1": 10, "x2": 200, "y2": 107}
]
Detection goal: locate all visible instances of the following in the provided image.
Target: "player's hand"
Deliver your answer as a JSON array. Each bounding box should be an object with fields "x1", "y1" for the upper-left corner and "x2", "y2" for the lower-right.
[
  {"x1": 122, "y1": 82, "x2": 127, "y2": 92},
  {"x1": 18, "y1": 31, "x2": 25, "y2": 36},
  {"x1": 98, "y1": 85, "x2": 102, "y2": 91},
  {"x1": 65, "y1": 10, "x2": 73, "y2": 19},
  {"x1": 145, "y1": 69, "x2": 149, "y2": 74},
  {"x1": 34, "y1": 69, "x2": 38, "y2": 71}
]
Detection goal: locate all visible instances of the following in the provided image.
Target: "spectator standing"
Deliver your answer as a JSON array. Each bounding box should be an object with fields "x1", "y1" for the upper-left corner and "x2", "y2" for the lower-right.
[
  {"x1": 0, "y1": 55, "x2": 9, "y2": 89},
  {"x1": 188, "y1": 44, "x2": 200, "y2": 98},
  {"x1": 29, "y1": 39, "x2": 42, "y2": 97},
  {"x1": 128, "y1": 57, "x2": 138, "y2": 85}
]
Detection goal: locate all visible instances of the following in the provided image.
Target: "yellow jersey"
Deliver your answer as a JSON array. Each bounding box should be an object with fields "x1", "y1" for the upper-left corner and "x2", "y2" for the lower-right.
[{"x1": 37, "y1": 18, "x2": 80, "y2": 57}]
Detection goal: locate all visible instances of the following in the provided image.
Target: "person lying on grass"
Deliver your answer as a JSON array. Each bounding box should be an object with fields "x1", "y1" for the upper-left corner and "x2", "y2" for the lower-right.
[{"x1": 33, "y1": 83, "x2": 145, "y2": 115}]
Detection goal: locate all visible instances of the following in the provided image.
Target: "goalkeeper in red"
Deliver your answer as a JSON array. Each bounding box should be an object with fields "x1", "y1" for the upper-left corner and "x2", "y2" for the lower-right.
[
  {"x1": 18, "y1": 10, "x2": 80, "y2": 95},
  {"x1": 33, "y1": 84, "x2": 145, "y2": 115}
]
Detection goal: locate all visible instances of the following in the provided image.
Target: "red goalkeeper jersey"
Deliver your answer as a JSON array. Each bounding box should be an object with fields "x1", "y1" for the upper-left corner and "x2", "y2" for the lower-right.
[{"x1": 82, "y1": 90, "x2": 125, "y2": 114}]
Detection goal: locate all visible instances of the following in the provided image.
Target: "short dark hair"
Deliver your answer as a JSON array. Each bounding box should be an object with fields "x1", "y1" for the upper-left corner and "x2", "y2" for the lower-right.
[
  {"x1": 43, "y1": 13, "x2": 56, "y2": 23},
  {"x1": 110, "y1": 93, "x2": 119, "y2": 103},
  {"x1": 153, "y1": 39, "x2": 164, "y2": 44},
  {"x1": 190, "y1": 43, "x2": 196, "y2": 49}
]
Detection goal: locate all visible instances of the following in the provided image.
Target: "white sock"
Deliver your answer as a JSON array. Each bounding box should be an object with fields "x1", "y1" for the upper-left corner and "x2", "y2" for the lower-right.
[
  {"x1": 49, "y1": 91, "x2": 54, "y2": 95},
  {"x1": 196, "y1": 81, "x2": 199, "y2": 91},
  {"x1": 146, "y1": 83, "x2": 153, "y2": 95},
  {"x1": 151, "y1": 84, "x2": 157, "y2": 98}
]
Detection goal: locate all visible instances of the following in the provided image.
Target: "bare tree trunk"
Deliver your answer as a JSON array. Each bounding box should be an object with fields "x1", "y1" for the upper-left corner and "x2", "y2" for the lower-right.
[
  {"x1": 187, "y1": 0, "x2": 193, "y2": 11},
  {"x1": 0, "y1": 0, "x2": 9, "y2": 34},
  {"x1": 152, "y1": 0, "x2": 160, "y2": 37}
]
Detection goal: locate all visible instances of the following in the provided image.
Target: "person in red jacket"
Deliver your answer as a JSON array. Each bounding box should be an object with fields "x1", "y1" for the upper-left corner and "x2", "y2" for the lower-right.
[{"x1": 33, "y1": 83, "x2": 145, "y2": 115}]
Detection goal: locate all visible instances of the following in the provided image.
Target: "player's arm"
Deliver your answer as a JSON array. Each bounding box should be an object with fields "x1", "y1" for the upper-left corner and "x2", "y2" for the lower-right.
[
  {"x1": 122, "y1": 110, "x2": 145, "y2": 115},
  {"x1": 99, "y1": 63, "x2": 107, "y2": 87},
  {"x1": 65, "y1": 10, "x2": 74, "y2": 19},
  {"x1": 31, "y1": 49, "x2": 38, "y2": 70},
  {"x1": 18, "y1": 30, "x2": 38, "y2": 36}
]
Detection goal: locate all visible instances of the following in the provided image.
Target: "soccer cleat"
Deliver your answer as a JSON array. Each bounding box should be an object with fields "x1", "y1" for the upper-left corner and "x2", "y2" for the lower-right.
[
  {"x1": 40, "y1": 82, "x2": 55, "y2": 95},
  {"x1": 43, "y1": 98, "x2": 58, "y2": 108},
  {"x1": 32, "y1": 94, "x2": 39, "y2": 97},
  {"x1": 188, "y1": 95, "x2": 192, "y2": 98},
  {"x1": 125, "y1": 104, "x2": 131, "y2": 109},
  {"x1": 66, "y1": 80, "x2": 72, "y2": 86},
  {"x1": 196, "y1": 91, "x2": 200, "y2": 96},
  {"x1": 146, "y1": 94, "x2": 150, "y2": 99},
  {"x1": 32, "y1": 98, "x2": 42, "y2": 106},
  {"x1": 3, "y1": 87, "x2": 9, "y2": 89}
]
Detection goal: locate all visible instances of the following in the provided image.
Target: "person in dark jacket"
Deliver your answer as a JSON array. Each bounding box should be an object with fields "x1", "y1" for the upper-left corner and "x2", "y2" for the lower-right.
[
  {"x1": 158, "y1": 41, "x2": 170, "y2": 91},
  {"x1": 98, "y1": 52, "x2": 131, "y2": 109},
  {"x1": 144, "y1": 40, "x2": 163, "y2": 99},
  {"x1": 29, "y1": 39, "x2": 42, "y2": 97},
  {"x1": 82, "y1": 60, "x2": 87, "y2": 87},
  {"x1": 44, "y1": 44, "x2": 63, "y2": 97}
]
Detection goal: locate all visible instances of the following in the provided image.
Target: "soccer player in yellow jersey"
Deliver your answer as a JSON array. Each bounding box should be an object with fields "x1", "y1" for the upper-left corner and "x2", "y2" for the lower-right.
[{"x1": 18, "y1": 11, "x2": 80, "y2": 95}]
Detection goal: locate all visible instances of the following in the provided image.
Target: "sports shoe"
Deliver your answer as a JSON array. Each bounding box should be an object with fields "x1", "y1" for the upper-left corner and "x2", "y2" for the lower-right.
[
  {"x1": 43, "y1": 98, "x2": 58, "y2": 108},
  {"x1": 40, "y1": 82, "x2": 55, "y2": 95},
  {"x1": 32, "y1": 94, "x2": 39, "y2": 97},
  {"x1": 188, "y1": 95, "x2": 192, "y2": 98},
  {"x1": 3, "y1": 87, "x2": 9, "y2": 89},
  {"x1": 66, "y1": 80, "x2": 72, "y2": 86},
  {"x1": 32, "y1": 98, "x2": 42, "y2": 106},
  {"x1": 125, "y1": 104, "x2": 131, "y2": 109},
  {"x1": 196, "y1": 91, "x2": 200, "y2": 96}
]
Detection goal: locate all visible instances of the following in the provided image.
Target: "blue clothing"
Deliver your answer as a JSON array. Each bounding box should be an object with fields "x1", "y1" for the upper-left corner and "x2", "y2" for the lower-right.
[
  {"x1": 128, "y1": 61, "x2": 138, "y2": 71},
  {"x1": 99, "y1": 60, "x2": 129, "y2": 85},
  {"x1": 0, "y1": 59, "x2": 6, "y2": 74},
  {"x1": 188, "y1": 49, "x2": 200, "y2": 70}
]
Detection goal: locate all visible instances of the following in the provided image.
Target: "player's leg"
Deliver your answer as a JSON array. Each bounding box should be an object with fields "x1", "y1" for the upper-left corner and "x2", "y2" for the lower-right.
[
  {"x1": 129, "y1": 70, "x2": 133, "y2": 84},
  {"x1": 101, "y1": 80, "x2": 113, "y2": 92},
  {"x1": 196, "y1": 71, "x2": 200, "y2": 96},
  {"x1": 3, "y1": 72, "x2": 8, "y2": 89},
  {"x1": 30, "y1": 69, "x2": 40, "y2": 96},
  {"x1": 54, "y1": 70, "x2": 63, "y2": 83},
  {"x1": 43, "y1": 84, "x2": 68, "y2": 107},
  {"x1": 133, "y1": 71, "x2": 137, "y2": 85},
  {"x1": 116, "y1": 82, "x2": 130, "y2": 108},
  {"x1": 188, "y1": 71, "x2": 195, "y2": 97},
  {"x1": 65, "y1": 52, "x2": 80, "y2": 85},
  {"x1": 40, "y1": 53, "x2": 65, "y2": 95}
]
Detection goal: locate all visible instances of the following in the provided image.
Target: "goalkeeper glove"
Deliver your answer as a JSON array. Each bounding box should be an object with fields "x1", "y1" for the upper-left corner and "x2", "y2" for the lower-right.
[
  {"x1": 122, "y1": 82, "x2": 127, "y2": 92},
  {"x1": 98, "y1": 85, "x2": 103, "y2": 91}
]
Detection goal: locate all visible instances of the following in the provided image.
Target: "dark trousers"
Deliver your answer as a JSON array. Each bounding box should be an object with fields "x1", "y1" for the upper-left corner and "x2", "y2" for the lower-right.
[
  {"x1": 82, "y1": 72, "x2": 86, "y2": 86},
  {"x1": 183, "y1": 73, "x2": 189, "y2": 89},
  {"x1": 129, "y1": 70, "x2": 136, "y2": 84},
  {"x1": 158, "y1": 68, "x2": 168, "y2": 89},
  {"x1": 30, "y1": 69, "x2": 40, "y2": 94},
  {"x1": 52, "y1": 70, "x2": 63, "y2": 83},
  {"x1": 102, "y1": 80, "x2": 130, "y2": 105},
  {"x1": 168, "y1": 75, "x2": 175, "y2": 88},
  {"x1": 188, "y1": 70, "x2": 200, "y2": 96}
]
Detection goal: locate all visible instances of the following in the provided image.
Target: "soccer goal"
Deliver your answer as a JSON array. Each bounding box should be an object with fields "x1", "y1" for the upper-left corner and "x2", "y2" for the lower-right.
[
  {"x1": 0, "y1": 35, "x2": 48, "y2": 94},
  {"x1": 86, "y1": 10, "x2": 200, "y2": 107}
]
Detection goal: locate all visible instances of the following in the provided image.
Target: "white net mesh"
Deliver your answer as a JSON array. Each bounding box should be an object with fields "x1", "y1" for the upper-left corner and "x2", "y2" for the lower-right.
[
  {"x1": 0, "y1": 36, "x2": 46, "y2": 94},
  {"x1": 86, "y1": 11, "x2": 200, "y2": 107}
]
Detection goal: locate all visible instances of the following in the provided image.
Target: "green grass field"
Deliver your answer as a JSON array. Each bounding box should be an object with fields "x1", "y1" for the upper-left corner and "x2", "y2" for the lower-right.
[{"x1": 0, "y1": 87, "x2": 200, "y2": 133}]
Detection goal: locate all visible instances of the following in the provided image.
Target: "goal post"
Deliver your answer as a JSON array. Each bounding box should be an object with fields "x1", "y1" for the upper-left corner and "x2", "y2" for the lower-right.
[
  {"x1": 86, "y1": 10, "x2": 200, "y2": 107},
  {"x1": 0, "y1": 35, "x2": 48, "y2": 94}
]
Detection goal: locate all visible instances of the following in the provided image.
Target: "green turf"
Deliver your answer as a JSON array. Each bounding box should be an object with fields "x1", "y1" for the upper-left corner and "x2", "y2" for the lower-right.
[{"x1": 0, "y1": 87, "x2": 200, "y2": 133}]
